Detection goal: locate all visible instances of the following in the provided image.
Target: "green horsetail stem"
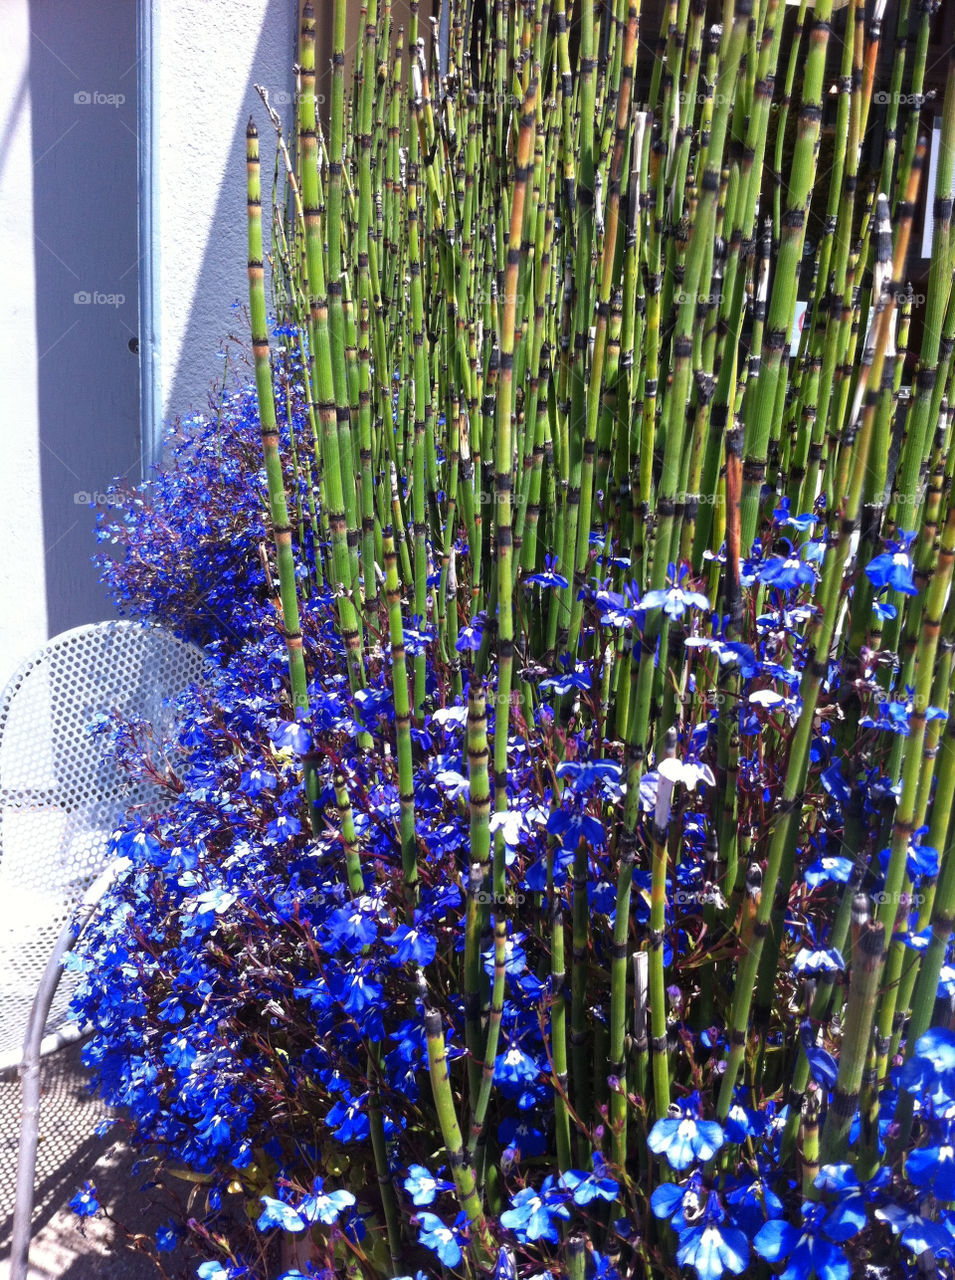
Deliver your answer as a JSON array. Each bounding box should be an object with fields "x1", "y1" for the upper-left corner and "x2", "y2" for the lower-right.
[
  {"x1": 717, "y1": 150, "x2": 927, "y2": 1122},
  {"x1": 424, "y1": 1001, "x2": 495, "y2": 1268},
  {"x1": 492, "y1": 76, "x2": 538, "y2": 901},
  {"x1": 355, "y1": 0, "x2": 381, "y2": 631},
  {"x1": 547, "y1": 828, "x2": 574, "y2": 1174},
  {"x1": 566, "y1": 5, "x2": 638, "y2": 660},
  {"x1": 365, "y1": 1050, "x2": 403, "y2": 1271},
  {"x1": 608, "y1": 833, "x2": 637, "y2": 1175},
  {"x1": 740, "y1": 0, "x2": 834, "y2": 555},
  {"x1": 296, "y1": 5, "x2": 365, "y2": 695},
  {"x1": 894, "y1": 715, "x2": 955, "y2": 1148},
  {"x1": 627, "y1": 0, "x2": 750, "y2": 780},
  {"x1": 818, "y1": 920, "x2": 884, "y2": 1165},
  {"x1": 648, "y1": 727, "x2": 677, "y2": 1120},
  {"x1": 246, "y1": 121, "x2": 309, "y2": 715},
  {"x1": 327, "y1": 0, "x2": 361, "y2": 599},
  {"x1": 871, "y1": 499, "x2": 955, "y2": 1084},
  {"x1": 466, "y1": 917, "x2": 507, "y2": 1169},
  {"x1": 464, "y1": 674, "x2": 491, "y2": 1106},
  {"x1": 383, "y1": 529, "x2": 418, "y2": 906},
  {"x1": 332, "y1": 771, "x2": 364, "y2": 897},
  {"x1": 799, "y1": 1083, "x2": 821, "y2": 1201}
]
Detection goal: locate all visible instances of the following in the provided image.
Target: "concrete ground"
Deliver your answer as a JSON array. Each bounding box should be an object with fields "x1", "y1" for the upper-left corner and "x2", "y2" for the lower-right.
[{"x1": 0, "y1": 1044, "x2": 193, "y2": 1280}]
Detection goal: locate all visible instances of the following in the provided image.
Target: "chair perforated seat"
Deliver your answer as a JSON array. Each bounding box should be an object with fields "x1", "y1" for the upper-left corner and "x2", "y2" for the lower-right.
[{"x1": 0, "y1": 621, "x2": 207, "y2": 1068}]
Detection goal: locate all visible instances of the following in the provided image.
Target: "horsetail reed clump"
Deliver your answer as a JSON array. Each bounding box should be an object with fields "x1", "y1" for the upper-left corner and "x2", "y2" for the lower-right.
[{"x1": 73, "y1": 2, "x2": 955, "y2": 1279}]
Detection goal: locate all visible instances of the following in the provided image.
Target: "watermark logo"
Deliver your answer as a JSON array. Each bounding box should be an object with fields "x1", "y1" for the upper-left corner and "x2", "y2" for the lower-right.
[
  {"x1": 269, "y1": 90, "x2": 326, "y2": 106},
  {"x1": 74, "y1": 290, "x2": 126, "y2": 307},
  {"x1": 74, "y1": 490, "x2": 121, "y2": 508},
  {"x1": 74, "y1": 90, "x2": 126, "y2": 107}
]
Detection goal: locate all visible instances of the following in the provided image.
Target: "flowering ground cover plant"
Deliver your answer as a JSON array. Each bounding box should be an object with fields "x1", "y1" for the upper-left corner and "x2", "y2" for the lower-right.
[{"x1": 71, "y1": 1, "x2": 955, "y2": 1278}]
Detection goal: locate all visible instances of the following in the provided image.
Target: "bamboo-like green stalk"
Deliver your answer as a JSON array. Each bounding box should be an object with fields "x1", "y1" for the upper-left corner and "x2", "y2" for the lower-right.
[
  {"x1": 464, "y1": 673, "x2": 491, "y2": 1107},
  {"x1": 739, "y1": 0, "x2": 834, "y2": 555},
  {"x1": 246, "y1": 121, "x2": 310, "y2": 715},
  {"x1": 608, "y1": 832, "x2": 636, "y2": 1174},
  {"x1": 718, "y1": 150, "x2": 927, "y2": 1120},
  {"x1": 233, "y1": 11, "x2": 955, "y2": 1273},
  {"x1": 297, "y1": 4, "x2": 365, "y2": 695},
  {"x1": 648, "y1": 728, "x2": 677, "y2": 1119},
  {"x1": 818, "y1": 920, "x2": 885, "y2": 1165},
  {"x1": 871, "y1": 498, "x2": 955, "y2": 1085},
  {"x1": 466, "y1": 916, "x2": 507, "y2": 1167},
  {"x1": 424, "y1": 1001, "x2": 495, "y2": 1267},
  {"x1": 384, "y1": 528, "x2": 418, "y2": 905},
  {"x1": 491, "y1": 76, "x2": 538, "y2": 904},
  {"x1": 327, "y1": 0, "x2": 361, "y2": 607}
]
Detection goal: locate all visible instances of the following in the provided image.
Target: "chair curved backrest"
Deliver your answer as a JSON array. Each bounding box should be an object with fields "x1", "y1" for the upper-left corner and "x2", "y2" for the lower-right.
[{"x1": 0, "y1": 621, "x2": 206, "y2": 1066}]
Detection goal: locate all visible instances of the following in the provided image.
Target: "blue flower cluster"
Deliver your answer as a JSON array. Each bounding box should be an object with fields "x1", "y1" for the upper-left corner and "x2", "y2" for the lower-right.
[{"x1": 69, "y1": 384, "x2": 955, "y2": 1280}]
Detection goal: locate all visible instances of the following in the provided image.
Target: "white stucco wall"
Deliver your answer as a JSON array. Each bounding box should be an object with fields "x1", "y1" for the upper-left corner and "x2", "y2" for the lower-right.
[
  {"x1": 0, "y1": 2, "x2": 46, "y2": 676},
  {"x1": 0, "y1": 0, "x2": 141, "y2": 679},
  {"x1": 157, "y1": 0, "x2": 295, "y2": 437},
  {"x1": 0, "y1": 0, "x2": 293, "y2": 679}
]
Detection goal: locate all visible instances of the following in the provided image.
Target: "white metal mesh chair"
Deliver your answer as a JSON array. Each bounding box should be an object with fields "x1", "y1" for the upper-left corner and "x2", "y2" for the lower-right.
[{"x1": 0, "y1": 620, "x2": 206, "y2": 1278}]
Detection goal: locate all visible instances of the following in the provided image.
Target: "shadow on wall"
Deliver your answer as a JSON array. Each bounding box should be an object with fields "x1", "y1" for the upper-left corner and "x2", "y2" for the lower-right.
[
  {"x1": 29, "y1": 0, "x2": 140, "y2": 641},
  {"x1": 158, "y1": 0, "x2": 297, "y2": 451},
  {"x1": 162, "y1": 0, "x2": 440, "y2": 445}
]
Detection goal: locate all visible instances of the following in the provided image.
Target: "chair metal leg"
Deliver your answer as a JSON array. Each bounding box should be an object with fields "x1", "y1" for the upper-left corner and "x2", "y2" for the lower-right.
[
  {"x1": 10, "y1": 912, "x2": 81, "y2": 1280},
  {"x1": 9, "y1": 864, "x2": 119, "y2": 1280}
]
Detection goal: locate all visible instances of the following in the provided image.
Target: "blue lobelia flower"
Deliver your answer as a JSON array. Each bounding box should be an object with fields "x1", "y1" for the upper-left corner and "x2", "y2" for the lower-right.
[
  {"x1": 298, "y1": 1175, "x2": 356, "y2": 1225},
  {"x1": 723, "y1": 1175, "x2": 784, "y2": 1236},
  {"x1": 270, "y1": 717, "x2": 312, "y2": 755},
  {"x1": 500, "y1": 1178, "x2": 572, "y2": 1243},
  {"x1": 899, "y1": 1026, "x2": 955, "y2": 1110},
  {"x1": 494, "y1": 1045, "x2": 541, "y2": 1089},
  {"x1": 331, "y1": 966, "x2": 382, "y2": 1015},
  {"x1": 112, "y1": 828, "x2": 164, "y2": 865},
  {"x1": 558, "y1": 1157, "x2": 619, "y2": 1206},
  {"x1": 540, "y1": 664, "x2": 592, "y2": 695},
  {"x1": 753, "y1": 1200, "x2": 862, "y2": 1280},
  {"x1": 650, "y1": 1171, "x2": 704, "y2": 1228},
  {"x1": 757, "y1": 556, "x2": 816, "y2": 590},
  {"x1": 859, "y1": 699, "x2": 915, "y2": 734},
  {"x1": 256, "y1": 1196, "x2": 307, "y2": 1233},
  {"x1": 156, "y1": 1221, "x2": 182, "y2": 1252},
  {"x1": 774, "y1": 497, "x2": 817, "y2": 532},
  {"x1": 905, "y1": 1141, "x2": 955, "y2": 1199},
  {"x1": 238, "y1": 765, "x2": 276, "y2": 797},
  {"x1": 811, "y1": 1165, "x2": 868, "y2": 1238},
  {"x1": 385, "y1": 923, "x2": 437, "y2": 967},
  {"x1": 403, "y1": 1164, "x2": 453, "y2": 1206},
  {"x1": 675, "y1": 1192, "x2": 750, "y2": 1280},
  {"x1": 875, "y1": 1204, "x2": 954, "y2": 1260},
  {"x1": 555, "y1": 759, "x2": 624, "y2": 793},
  {"x1": 325, "y1": 904, "x2": 379, "y2": 954},
  {"x1": 647, "y1": 1097, "x2": 725, "y2": 1171},
  {"x1": 524, "y1": 555, "x2": 569, "y2": 589},
  {"x1": 639, "y1": 585, "x2": 711, "y2": 619},
  {"x1": 803, "y1": 855, "x2": 854, "y2": 888},
  {"x1": 493, "y1": 1247, "x2": 518, "y2": 1280},
  {"x1": 415, "y1": 1211, "x2": 463, "y2": 1267},
  {"x1": 69, "y1": 1181, "x2": 100, "y2": 1217},
  {"x1": 865, "y1": 537, "x2": 919, "y2": 595},
  {"x1": 799, "y1": 1023, "x2": 839, "y2": 1089},
  {"x1": 877, "y1": 840, "x2": 939, "y2": 881},
  {"x1": 498, "y1": 1116, "x2": 547, "y2": 1158},
  {"x1": 197, "y1": 1263, "x2": 246, "y2": 1280},
  {"x1": 793, "y1": 947, "x2": 845, "y2": 977}
]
